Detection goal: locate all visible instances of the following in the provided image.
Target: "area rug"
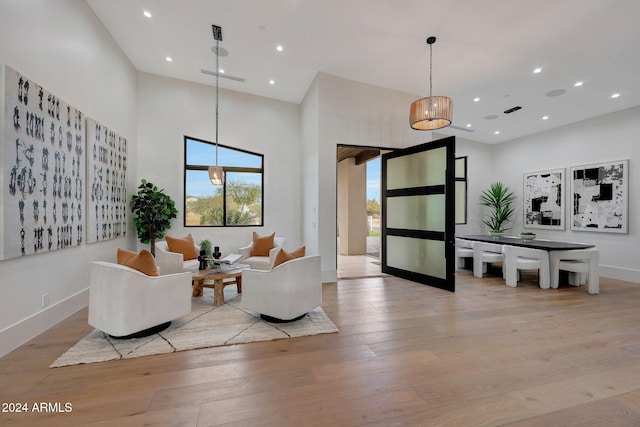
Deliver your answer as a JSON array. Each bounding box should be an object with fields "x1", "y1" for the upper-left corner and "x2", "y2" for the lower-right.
[{"x1": 50, "y1": 288, "x2": 338, "y2": 368}]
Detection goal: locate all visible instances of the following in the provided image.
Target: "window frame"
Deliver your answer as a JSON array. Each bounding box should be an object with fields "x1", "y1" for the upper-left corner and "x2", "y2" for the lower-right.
[
  {"x1": 183, "y1": 135, "x2": 264, "y2": 227},
  {"x1": 455, "y1": 156, "x2": 468, "y2": 225}
]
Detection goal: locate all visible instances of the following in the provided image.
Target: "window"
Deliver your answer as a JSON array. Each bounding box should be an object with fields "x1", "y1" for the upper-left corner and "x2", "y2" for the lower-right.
[
  {"x1": 455, "y1": 156, "x2": 468, "y2": 224},
  {"x1": 184, "y1": 136, "x2": 264, "y2": 226}
]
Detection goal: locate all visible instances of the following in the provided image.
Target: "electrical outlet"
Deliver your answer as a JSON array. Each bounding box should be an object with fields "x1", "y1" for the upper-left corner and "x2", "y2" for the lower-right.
[{"x1": 41, "y1": 293, "x2": 49, "y2": 308}]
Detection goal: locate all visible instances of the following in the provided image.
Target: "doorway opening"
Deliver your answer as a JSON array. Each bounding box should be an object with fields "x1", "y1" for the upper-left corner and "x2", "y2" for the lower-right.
[
  {"x1": 336, "y1": 145, "x2": 392, "y2": 279},
  {"x1": 336, "y1": 139, "x2": 463, "y2": 289}
]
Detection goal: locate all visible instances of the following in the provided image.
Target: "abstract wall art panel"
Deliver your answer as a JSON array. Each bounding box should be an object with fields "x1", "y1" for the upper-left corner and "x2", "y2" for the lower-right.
[
  {"x1": 570, "y1": 160, "x2": 628, "y2": 233},
  {"x1": 1, "y1": 64, "x2": 85, "y2": 259},
  {"x1": 523, "y1": 168, "x2": 564, "y2": 230},
  {"x1": 86, "y1": 118, "x2": 127, "y2": 243}
]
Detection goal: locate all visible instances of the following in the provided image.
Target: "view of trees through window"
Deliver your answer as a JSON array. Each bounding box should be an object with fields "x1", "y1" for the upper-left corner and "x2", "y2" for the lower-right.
[{"x1": 184, "y1": 137, "x2": 263, "y2": 227}]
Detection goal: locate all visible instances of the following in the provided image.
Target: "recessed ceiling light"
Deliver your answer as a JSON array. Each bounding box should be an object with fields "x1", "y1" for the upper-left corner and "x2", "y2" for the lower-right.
[
  {"x1": 276, "y1": 45, "x2": 284, "y2": 52},
  {"x1": 611, "y1": 93, "x2": 620, "y2": 98},
  {"x1": 219, "y1": 69, "x2": 225, "y2": 74},
  {"x1": 574, "y1": 81, "x2": 583, "y2": 87},
  {"x1": 269, "y1": 80, "x2": 275, "y2": 85},
  {"x1": 542, "y1": 116, "x2": 549, "y2": 120},
  {"x1": 143, "y1": 10, "x2": 152, "y2": 18},
  {"x1": 165, "y1": 56, "x2": 172, "y2": 62},
  {"x1": 533, "y1": 67, "x2": 542, "y2": 74},
  {"x1": 466, "y1": 124, "x2": 472, "y2": 128},
  {"x1": 494, "y1": 131, "x2": 500, "y2": 135},
  {"x1": 473, "y1": 97, "x2": 480, "y2": 102}
]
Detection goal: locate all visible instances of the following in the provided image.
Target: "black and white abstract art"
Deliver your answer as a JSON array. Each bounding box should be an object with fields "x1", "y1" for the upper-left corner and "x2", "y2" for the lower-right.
[
  {"x1": 1, "y1": 64, "x2": 85, "y2": 259},
  {"x1": 523, "y1": 168, "x2": 564, "y2": 230},
  {"x1": 86, "y1": 118, "x2": 127, "y2": 243},
  {"x1": 570, "y1": 160, "x2": 628, "y2": 233}
]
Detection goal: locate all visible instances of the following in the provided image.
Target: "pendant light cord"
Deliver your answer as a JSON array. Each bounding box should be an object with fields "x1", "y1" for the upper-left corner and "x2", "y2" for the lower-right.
[
  {"x1": 215, "y1": 38, "x2": 220, "y2": 168},
  {"x1": 429, "y1": 42, "x2": 433, "y2": 99}
]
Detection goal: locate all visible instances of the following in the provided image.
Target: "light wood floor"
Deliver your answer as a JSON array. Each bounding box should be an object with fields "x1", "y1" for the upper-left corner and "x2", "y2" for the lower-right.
[{"x1": 2, "y1": 271, "x2": 640, "y2": 426}]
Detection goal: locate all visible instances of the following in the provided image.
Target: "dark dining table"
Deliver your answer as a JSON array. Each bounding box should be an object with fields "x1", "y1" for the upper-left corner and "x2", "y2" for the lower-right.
[
  {"x1": 457, "y1": 235, "x2": 595, "y2": 251},
  {"x1": 457, "y1": 234, "x2": 599, "y2": 294}
]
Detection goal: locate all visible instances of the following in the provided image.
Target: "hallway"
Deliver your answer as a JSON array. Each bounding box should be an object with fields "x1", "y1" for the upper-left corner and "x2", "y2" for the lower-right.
[{"x1": 337, "y1": 235, "x2": 388, "y2": 279}]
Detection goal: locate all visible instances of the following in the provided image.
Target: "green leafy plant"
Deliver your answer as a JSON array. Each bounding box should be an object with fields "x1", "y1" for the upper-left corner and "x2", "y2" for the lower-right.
[
  {"x1": 480, "y1": 181, "x2": 516, "y2": 233},
  {"x1": 199, "y1": 238, "x2": 219, "y2": 269},
  {"x1": 130, "y1": 179, "x2": 178, "y2": 256},
  {"x1": 520, "y1": 231, "x2": 535, "y2": 236},
  {"x1": 199, "y1": 238, "x2": 212, "y2": 258}
]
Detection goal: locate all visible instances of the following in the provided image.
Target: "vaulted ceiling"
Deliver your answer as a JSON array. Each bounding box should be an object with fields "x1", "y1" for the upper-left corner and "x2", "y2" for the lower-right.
[{"x1": 87, "y1": 0, "x2": 640, "y2": 144}]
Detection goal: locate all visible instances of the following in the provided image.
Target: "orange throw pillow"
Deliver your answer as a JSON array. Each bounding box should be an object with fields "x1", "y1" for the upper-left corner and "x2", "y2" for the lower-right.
[
  {"x1": 272, "y1": 246, "x2": 306, "y2": 268},
  {"x1": 117, "y1": 248, "x2": 137, "y2": 264},
  {"x1": 290, "y1": 246, "x2": 306, "y2": 258},
  {"x1": 117, "y1": 248, "x2": 159, "y2": 276},
  {"x1": 251, "y1": 232, "x2": 275, "y2": 257},
  {"x1": 166, "y1": 234, "x2": 198, "y2": 260}
]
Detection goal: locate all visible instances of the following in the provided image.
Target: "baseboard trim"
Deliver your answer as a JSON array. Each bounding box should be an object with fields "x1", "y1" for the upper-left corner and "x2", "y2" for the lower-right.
[
  {"x1": 600, "y1": 265, "x2": 640, "y2": 284},
  {"x1": 0, "y1": 288, "x2": 89, "y2": 358}
]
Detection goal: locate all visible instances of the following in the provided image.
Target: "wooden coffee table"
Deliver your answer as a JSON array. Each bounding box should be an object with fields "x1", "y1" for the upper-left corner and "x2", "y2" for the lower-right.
[{"x1": 192, "y1": 265, "x2": 248, "y2": 307}]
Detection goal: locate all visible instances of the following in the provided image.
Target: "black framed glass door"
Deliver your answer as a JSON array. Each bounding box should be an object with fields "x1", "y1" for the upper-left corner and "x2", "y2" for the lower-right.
[{"x1": 381, "y1": 136, "x2": 455, "y2": 291}]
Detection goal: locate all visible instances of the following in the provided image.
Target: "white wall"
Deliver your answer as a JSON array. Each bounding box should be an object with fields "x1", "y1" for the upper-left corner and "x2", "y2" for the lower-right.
[
  {"x1": 311, "y1": 72, "x2": 432, "y2": 281},
  {"x1": 490, "y1": 106, "x2": 640, "y2": 282},
  {"x1": 301, "y1": 77, "x2": 320, "y2": 257},
  {"x1": 136, "y1": 72, "x2": 303, "y2": 255},
  {"x1": 451, "y1": 135, "x2": 494, "y2": 236},
  {"x1": 0, "y1": 0, "x2": 137, "y2": 357}
]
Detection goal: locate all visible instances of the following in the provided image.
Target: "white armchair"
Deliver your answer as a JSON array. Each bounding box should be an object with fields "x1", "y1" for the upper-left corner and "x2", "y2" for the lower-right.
[
  {"x1": 88, "y1": 261, "x2": 192, "y2": 338},
  {"x1": 455, "y1": 238, "x2": 474, "y2": 271},
  {"x1": 502, "y1": 245, "x2": 550, "y2": 289},
  {"x1": 155, "y1": 240, "x2": 200, "y2": 274},
  {"x1": 549, "y1": 247, "x2": 599, "y2": 294},
  {"x1": 472, "y1": 241, "x2": 504, "y2": 278},
  {"x1": 242, "y1": 255, "x2": 321, "y2": 322},
  {"x1": 238, "y1": 236, "x2": 285, "y2": 270}
]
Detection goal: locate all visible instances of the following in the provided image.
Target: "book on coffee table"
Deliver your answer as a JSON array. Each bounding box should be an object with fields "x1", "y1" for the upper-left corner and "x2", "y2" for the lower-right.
[{"x1": 217, "y1": 253, "x2": 242, "y2": 264}]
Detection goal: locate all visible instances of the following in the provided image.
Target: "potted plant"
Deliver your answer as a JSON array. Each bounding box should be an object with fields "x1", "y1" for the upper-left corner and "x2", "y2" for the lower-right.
[
  {"x1": 519, "y1": 231, "x2": 537, "y2": 240},
  {"x1": 199, "y1": 238, "x2": 220, "y2": 269},
  {"x1": 480, "y1": 181, "x2": 516, "y2": 237},
  {"x1": 130, "y1": 179, "x2": 178, "y2": 256},
  {"x1": 199, "y1": 239, "x2": 213, "y2": 258}
]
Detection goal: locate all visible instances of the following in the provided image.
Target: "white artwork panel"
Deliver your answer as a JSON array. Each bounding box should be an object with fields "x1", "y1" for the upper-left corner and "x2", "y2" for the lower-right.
[
  {"x1": 86, "y1": 118, "x2": 127, "y2": 243},
  {"x1": 1, "y1": 65, "x2": 85, "y2": 259}
]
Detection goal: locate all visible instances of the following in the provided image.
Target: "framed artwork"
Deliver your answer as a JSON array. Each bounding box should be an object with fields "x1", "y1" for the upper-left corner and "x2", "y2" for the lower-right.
[
  {"x1": 523, "y1": 168, "x2": 564, "y2": 229},
  {"x1": 86, "y1": 118, "x2": 127, "y2": 243},
  {"x1": 1, "y1": 64, "x2": 85, "y2": 260},
  {"x1": 570, "y1": 159, "x2": 628, "y2": 233}
]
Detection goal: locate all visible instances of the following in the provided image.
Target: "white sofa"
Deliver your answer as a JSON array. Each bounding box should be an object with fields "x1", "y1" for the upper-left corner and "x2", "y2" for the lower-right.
[
  {"x1": 155, "y1": 240, "x2": 200, "y2": 274},
  {"x1": 238, "y1": 236, "x2": 285, "y2": 270},
  {"x1": 242, "y1": 254, "x2": 321, "y2": 322},
  {"x1": 88, "y1": 261, "x2": 192, "y2": 338}
]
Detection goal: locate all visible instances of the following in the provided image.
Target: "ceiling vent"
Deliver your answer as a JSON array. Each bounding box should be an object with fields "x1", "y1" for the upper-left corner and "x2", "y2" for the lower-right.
[{"x1": 503, "y1": 106, "x2": 522, "y2": 114}]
